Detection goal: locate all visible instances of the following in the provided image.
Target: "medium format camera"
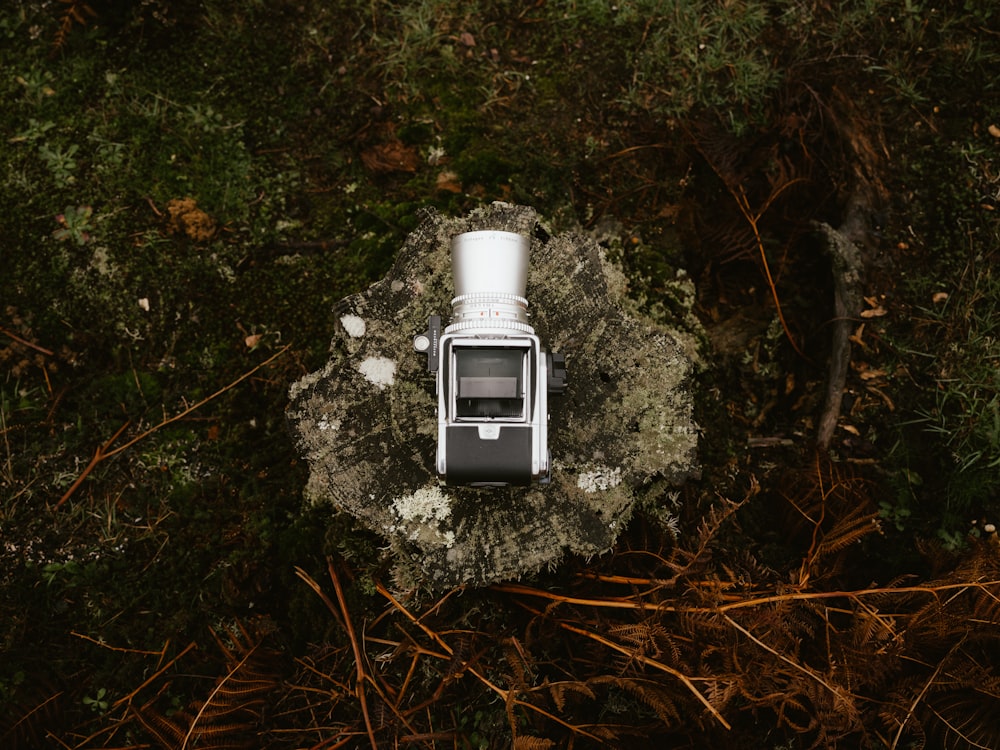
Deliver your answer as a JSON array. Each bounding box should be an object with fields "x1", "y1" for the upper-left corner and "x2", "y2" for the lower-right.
[{"x1": 414, "y1": 230, "x2": 566, "y2": 486}]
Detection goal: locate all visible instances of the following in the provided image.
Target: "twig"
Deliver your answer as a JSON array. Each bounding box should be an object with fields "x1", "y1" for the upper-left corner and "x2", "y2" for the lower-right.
[
  {"x1": 721, "y1": 613, "x2": 846, "y2": 705},
  {"x1": 71, "y1": 631, "x2": 167, "y2": 656},
  {"x1": 3, "y1": 691, "x2": 64, "y2": 742},
  {"x1": 181, "y1": 643, "x2": 259, "y2": 750},
  {"x1": 0, "y1": 325, "x2": 55, "y2": 356},
  {"x1": 294, "y1": 566, "x2": 347, "y2": 633},
  {"x1": 55, "y1": 420, "x2": 130, "y2": 509},
  {"x1": 889, "y1": 637, "x2": 965, "y2": 750},
  {"x1": 496, "y1": 579, "x2": 1000, "y2": 615},
  {"x1": 553, "y1": 618, "x2": 731, "y2": 730},
  {"x1": 112, "y1": 641, "x2": 197, "y2": 709},
  {"x1": 326, "y1": 560, "x2": 379, "y2": 750},
  {"x1": 376, "y1": 582, "x2": 604, "y2": 742},
  {"x1": 731, "y1": 181, "x2": 810, "y2": 361},
  {"x1": 296, "y1": 566, "x2": 421, "y2": 741},
  {"x1": 56, "y1": 344, "x2": 290, "y2": 507}
]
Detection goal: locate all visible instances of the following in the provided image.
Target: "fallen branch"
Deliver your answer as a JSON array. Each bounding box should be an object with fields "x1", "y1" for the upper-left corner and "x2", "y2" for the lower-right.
[
  {"x1": 730, "y1": 181, "x2": 811, "y2": 361},
  {"x1": 56, "y1": 344, "x2": 290, "y2": 508},
  {"x1": 813, "y1": 190, "x2": 867, "y2": 450},
  {"x1": 0, "y1": 324, "x2": 55, "y2": 356},
  {"x1": 296, "y1": 564, "x2": 422, "y2": 746},
  {"x1": 495, "y1": 579, "x2": 1000, "y2": 615},
  {"x1": 326, "y1": 562, "x2": 379, "y2": 750}
]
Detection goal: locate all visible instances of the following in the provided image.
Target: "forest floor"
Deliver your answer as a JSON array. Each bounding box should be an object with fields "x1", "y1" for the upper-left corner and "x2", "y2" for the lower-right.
[{"x1": 2, "y1": 1, "x2": 1000, "y2": 748}]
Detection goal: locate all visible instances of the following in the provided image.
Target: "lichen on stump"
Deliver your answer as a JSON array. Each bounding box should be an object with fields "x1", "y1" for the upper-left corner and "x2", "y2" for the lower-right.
[{"x1": 287, "y1": 202, "x2": 698, "y2": 589}]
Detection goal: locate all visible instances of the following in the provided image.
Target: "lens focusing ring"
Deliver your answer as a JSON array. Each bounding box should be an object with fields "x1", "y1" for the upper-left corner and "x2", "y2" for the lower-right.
[
  {"x1": 447, "y1": 291, "x2": 533, "y2": 334},
  {"x1": 445, "y1": 318, "x2": 535, "y2": 334},
  {"x1": 451, "y1": 292, "x2": 528, "y2": 309}
]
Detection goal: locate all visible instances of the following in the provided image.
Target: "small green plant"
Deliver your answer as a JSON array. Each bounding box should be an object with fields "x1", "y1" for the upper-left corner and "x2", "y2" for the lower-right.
[
  {"x1": 39, "y1": 142, "x2": 79, "y2": 186},
  {"x1": 52, "y1": 204, "x2": 93, "y2": 245},
  {"x1": 15, "y1": 70, "x2": 56, "y2": 103},
  {"x1": 454, "y1": 705, "x2": 493, "y2": 749},
  {"x1": 41, "y1": 560, "x2": 82, "y2": 587},
  {"x1": 82, "y1": 687, "x2": 109, "y2": 713},
  {"x1": 879, "y1": 496, "x2": 913, "y2": 533},
  {"x1": 9, "y1": 117, "x2": 55, "y2": 143}
]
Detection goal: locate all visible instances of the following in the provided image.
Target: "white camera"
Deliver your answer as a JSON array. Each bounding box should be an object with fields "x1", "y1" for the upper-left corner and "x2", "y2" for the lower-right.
[{"x1": 414, "y1": 230, "x2": 566, "y2": 486}]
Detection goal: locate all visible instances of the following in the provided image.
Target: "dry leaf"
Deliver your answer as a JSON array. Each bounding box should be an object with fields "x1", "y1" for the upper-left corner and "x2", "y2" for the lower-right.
[
  {"x1": 860, "y1": 306, "x2": 887, "y2": 318},
  {"x1": 245, "y1": 333, "x2": 263, "y2": 349},
  {"x1": 435, "y1": 169, "x2": 462, "y2": 193},
  {"x1": 166, "y1": 197, "x2": 216, "y2": 242},
  {"x1": 361, "y1": 140, "x2": 420, "y2": 173},
  {"x1": 859, "y1": 369, "x2": 888, "y2": 381},
  {"x1": 989, "y1": 123, "x2": 1000, "y2": 138},
  {"x1": 932, "y1": 291, "x2": 949, "y2": 303},
  {"x1": 866, "y1": 386, "x2": 895, "y2": 411},
  {"x1": 849, "y1": 323, "x2": 866, "y2": 348}
]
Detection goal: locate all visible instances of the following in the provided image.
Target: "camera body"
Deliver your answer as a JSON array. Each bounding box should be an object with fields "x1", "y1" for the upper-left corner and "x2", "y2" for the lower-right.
[{"x1": 414, "y1": 230, "x2": 565, "y2": 486}]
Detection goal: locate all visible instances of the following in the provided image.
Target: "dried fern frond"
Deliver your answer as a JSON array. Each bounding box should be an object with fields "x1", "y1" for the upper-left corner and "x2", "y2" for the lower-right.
[
  {"x1": 606, "y1": 621, "x2": 683, "y2": 671},
  {"x1": 513, "y1": 736, "x2": 556, "y2": 750},
  {"x1": 132, "y1": 696, "x2": 188, "y2": 748},
  {"x1": 127, "y1": 620, "x2": 281, "y2": 750},
  {"x1": 52, "y1": 0, "x2": 97, "y2": 53},
  {"x1": 809, "y1": 505, "x2": 880, "y2": 562},
  {"x1": 1, "y1": 686, "x2": 67, "y2": 750},
  {"x1": 926, "y1": 689, "x2": 1000, "y2": 750},
  {"x1": 590, "y1": 675, "x2": 683, "y2": 726},
  {"x1": 543, "y1": 680, "x2": 596, "y2": 712}
]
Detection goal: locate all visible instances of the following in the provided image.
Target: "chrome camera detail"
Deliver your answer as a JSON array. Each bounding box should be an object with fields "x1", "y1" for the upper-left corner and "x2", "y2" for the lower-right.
[{"x1": 414, "y1": 230, "x2": 566, "y2": 486}]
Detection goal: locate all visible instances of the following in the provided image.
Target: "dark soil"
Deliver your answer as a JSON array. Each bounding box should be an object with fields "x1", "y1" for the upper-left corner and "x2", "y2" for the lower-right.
[{"x1": 2, "y1": 2, "x2": 1000, "y2": 748}]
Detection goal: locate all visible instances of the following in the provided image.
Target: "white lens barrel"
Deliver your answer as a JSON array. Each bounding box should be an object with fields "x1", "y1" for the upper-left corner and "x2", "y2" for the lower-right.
[{"x1": 447, "y1": 231, "x2": 534, "y2": 334}]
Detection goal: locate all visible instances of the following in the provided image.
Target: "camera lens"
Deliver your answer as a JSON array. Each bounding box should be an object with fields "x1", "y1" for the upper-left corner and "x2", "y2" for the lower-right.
[{"x1": 447, "y1": 230, "x2": 534, "y2": 334}]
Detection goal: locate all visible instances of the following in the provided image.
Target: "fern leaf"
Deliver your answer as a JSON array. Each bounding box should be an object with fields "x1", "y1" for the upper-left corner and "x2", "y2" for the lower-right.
[
  {"x1": 513, "y1": 737, "x2": 555, "y2": 750},
  {"x1": 591, "y1": 675, "x2": 682, "y2": 726},
  {"x1": 51, "y1": 0, "x2": 97, "y2": 53},
  {"x1": 547, "y1": 680, "x2": 595, "y2": 712},
  {"x1": 927, "y1": 689, "x2": 1000, "y2": 750},
  {"x1": 132, "y1": 699, "x2": 187, "y2": 747}
]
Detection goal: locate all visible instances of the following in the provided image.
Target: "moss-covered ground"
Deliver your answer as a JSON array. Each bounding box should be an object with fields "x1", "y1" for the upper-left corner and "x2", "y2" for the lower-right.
[{"x1": 2, "y1": 1, "x2": 1000, "y2": 747}]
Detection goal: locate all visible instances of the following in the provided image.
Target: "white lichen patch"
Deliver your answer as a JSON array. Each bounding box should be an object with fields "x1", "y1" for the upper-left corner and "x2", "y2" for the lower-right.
[
  {"x1": 288, "y1": 367, "x2": 325, "y2": 401},
  {"x1": 358, "y1": 356, "x2": 396, "y2": 390},
  {"x1": 340, "y1": 314, "x2": 366, "y2": 338},
  {"x1": 577, "y1": 465, "x2": 623, "y2": 493},
  {"x1": 90, "y1": 245, "x2": 113, "y2": 276},
  {"x1": 391, "y1": 485, "x2": 455, "y2": 547},
  {"x1": 317, "y1": 416, "x2": 341, "y2": 432},
  {"x1": 393, "y1": 485, "x2": 451, "y2": 523}
]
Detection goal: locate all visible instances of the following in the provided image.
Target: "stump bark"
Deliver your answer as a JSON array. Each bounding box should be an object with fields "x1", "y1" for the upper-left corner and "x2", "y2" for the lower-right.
[{"x1": 287, "y1": 202, "x2": 698, "y2": 589}]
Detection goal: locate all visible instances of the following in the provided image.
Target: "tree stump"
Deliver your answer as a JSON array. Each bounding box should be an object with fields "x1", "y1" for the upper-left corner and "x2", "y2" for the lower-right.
[{"x1": 287, "y1": 202, "x2": 698, "y2": 589}]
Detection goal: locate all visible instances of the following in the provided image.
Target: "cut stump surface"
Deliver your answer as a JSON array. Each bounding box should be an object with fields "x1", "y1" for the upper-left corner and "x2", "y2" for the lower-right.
[{"x1": 287, "y1": 202, "x2": 698, "y2": 589}]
